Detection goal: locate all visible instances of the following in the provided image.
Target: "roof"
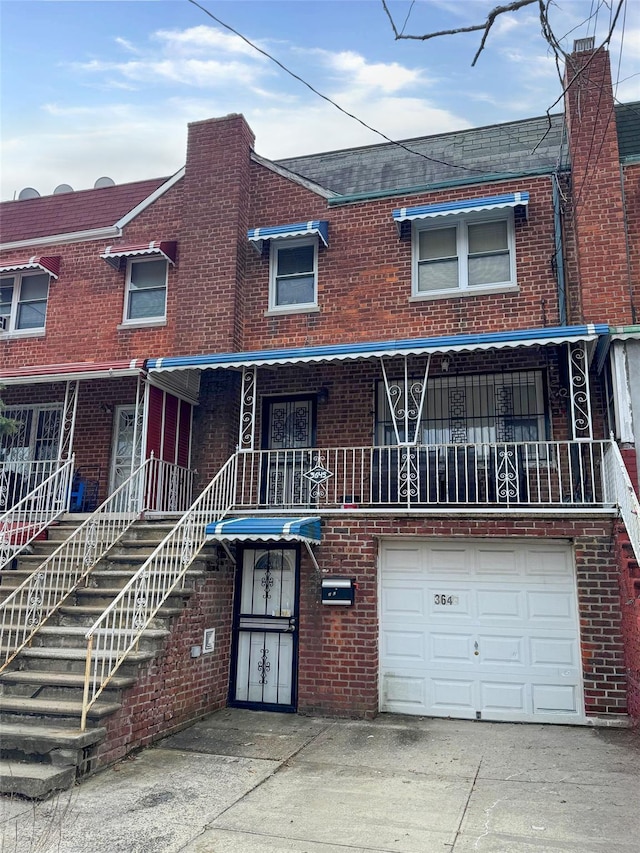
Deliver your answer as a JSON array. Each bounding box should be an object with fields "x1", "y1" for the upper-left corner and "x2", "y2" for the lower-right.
[
  {"x1": 274, "y1": 104, "x2": 639, "y2": 198},
  {"x1": 0, "y1": 177, "x2": 169, "y2": 244},
  {"x1": 616, "y1": 101, "x2": 640, "y2": 160},
  {"x1": 275, "y1": 114, "x2": 568, "y2": 198}
]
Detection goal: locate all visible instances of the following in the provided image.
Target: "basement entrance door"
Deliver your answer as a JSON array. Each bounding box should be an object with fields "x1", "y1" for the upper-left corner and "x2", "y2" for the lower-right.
[{"x1": 230, "y1": 546, "x2": 299, "y2": 711}]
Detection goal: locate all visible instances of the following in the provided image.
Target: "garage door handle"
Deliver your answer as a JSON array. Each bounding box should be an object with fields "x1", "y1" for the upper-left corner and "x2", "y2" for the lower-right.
[{"x1": 474, "y1": 641, "x2": 479, "y2": 656}]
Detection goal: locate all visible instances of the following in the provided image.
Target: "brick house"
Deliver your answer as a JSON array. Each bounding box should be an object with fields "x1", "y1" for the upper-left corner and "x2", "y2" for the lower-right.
[{"x1": 1, "y1": 41, "x2": 639, "y2": 793}]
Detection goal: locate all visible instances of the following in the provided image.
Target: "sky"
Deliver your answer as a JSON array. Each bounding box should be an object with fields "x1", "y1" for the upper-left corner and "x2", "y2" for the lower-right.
[{"x1": 1, "y1": 0, "x2": 638, "y2": 201}]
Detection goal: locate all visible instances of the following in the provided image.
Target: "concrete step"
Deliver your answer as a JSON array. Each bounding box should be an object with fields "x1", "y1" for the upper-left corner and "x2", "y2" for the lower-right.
[
  {"x1": 0, "y1": 696, "x2": 121, "y2": 720},
  {"x1": 0, "y1": 721, "x2": 106, "y2": 753},
  {"x1": 0, "y1": 759, "x2": 76, "y2": 799},
  {"x1": 10, "y1": 646, "x2": 156, "y2": 667},
  {"x1": 59, "y1": 603, "x2": 183, "y2": 619},
  {"x1": 0, "y1": 671, "x2": 136, "y2": 691}
]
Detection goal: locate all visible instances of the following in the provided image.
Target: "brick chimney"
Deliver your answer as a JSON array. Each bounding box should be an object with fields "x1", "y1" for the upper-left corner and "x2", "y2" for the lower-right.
[
  {"x1": 176, "y1": 114, "x2": 255, "y2": 353},
  {"x1": 564, "y1": 42, "x2": 632, "y2": 324}
]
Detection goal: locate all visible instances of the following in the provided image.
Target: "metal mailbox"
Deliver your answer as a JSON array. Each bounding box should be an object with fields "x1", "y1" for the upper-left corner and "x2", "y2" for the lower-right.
[{"x1": 321, "y1": 577, "x2": 356, "y2": 606}]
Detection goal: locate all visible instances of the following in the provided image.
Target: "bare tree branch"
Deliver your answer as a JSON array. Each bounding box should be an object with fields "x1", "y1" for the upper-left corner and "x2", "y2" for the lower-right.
[{"x1": 382, "y1": 0, "x2": 539, "y2": 65}]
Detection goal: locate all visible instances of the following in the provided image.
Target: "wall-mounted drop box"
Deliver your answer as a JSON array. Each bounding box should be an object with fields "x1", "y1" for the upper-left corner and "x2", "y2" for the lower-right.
[{"x1": 321, "y1": 577, "x2": 356, "y2": 606}]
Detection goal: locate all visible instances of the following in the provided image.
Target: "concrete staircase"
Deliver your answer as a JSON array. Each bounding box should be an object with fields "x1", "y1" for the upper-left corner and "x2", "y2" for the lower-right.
[{"x1": 0, "y1": 518, "x2": 205, "y2": 798}]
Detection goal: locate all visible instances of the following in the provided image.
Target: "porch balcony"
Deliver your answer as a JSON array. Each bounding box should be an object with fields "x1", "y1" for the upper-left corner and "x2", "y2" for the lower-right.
[{"x1": 232, "y1": 440, "x2": 615, "y2": 513}]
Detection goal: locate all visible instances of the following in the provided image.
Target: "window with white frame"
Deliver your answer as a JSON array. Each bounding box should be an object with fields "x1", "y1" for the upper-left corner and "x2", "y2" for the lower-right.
[
  {"x1": 269, "y1": 238, "x2": 318, "y2": 310},
  {"x1": 124, "y1": 258, "x2": 168, "y2": 322},
  {"x1": 0, "y1": 272, "x2": 50, "y2": 333},
  {"x1": 413, "y1": 213, "x2": 516, "y2": 296}
]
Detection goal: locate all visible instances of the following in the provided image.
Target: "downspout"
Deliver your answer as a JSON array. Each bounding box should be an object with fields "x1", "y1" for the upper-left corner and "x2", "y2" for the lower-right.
[{"x1": 552, "y1": 174, "x2": 567, "y2": 326}]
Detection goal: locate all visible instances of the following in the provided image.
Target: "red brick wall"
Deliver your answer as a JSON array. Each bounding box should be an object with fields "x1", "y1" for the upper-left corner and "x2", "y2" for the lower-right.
[
  {"x1": 623, "y1": 162, "x2": 640, "y2": 314},
  {"x1": 298, "y1": 516, "x2": 627, "y2": 719},
  {"x1": 564, "y1": 47, "x2": 633, "y2": 325},
  {"x1": 614, "y1": 523, "x2": 640, "y2": 721},
  {"x1": 96, "y1": 552, "x2": 235, "y2": 767},
  {"x1": 244, "y1": 172, "x2": 561, "y2": 349}
]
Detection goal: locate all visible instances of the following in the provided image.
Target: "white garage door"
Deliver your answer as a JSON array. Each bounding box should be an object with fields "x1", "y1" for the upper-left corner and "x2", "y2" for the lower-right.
[{"x1": 380, "y1": 539, "x2": 584, "y2": 723}]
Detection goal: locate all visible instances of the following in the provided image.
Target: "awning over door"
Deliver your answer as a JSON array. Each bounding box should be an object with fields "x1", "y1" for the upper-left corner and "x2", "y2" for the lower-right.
[
  {"x1": 206, "y1": 516, "x2": 322, "y2": 544},
  {"x1": 0, "y1": 359, "x2": 146, "y2": 385},
  {"x1": 148, "y1": 324, "x2": 609, "y2": 373}
]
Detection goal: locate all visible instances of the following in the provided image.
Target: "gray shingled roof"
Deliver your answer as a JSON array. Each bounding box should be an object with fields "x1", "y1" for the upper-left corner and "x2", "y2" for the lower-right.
[
  {"x1": 616, "y1": 101, "x2": 640, "y2": 160},
  {"x1": 276, "y1": 104, "x2": 640, "y2": 198}
]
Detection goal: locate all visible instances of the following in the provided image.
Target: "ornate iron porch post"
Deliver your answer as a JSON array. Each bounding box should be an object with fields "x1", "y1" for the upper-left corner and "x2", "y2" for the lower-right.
[
  {"x1": 130, "y1": 375, "x2": 148, "y2": 473},
  {"x1": 57, "y1": 380, "x2": 79, "y2": 460},
  {"x1": 239, "y1": 366, "x2": 257, "y2": 451},
  {"x1": 568, "y1": 341, "x2": 593, "y2": 440}
]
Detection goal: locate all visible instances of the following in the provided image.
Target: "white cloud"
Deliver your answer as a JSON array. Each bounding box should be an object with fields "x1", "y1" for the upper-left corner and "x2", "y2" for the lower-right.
[
  {"x1": 311, "y1": 49, "x2": 428, "y2": 93},
  {"x1": 152, "y1": 25, "x2": 265, "y2": 59}
]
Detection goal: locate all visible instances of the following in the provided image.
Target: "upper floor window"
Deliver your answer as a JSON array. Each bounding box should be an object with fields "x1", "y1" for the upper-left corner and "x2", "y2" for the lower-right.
[
  {"x1": 124, "y1": 258, "x2": 168, "y2": 323},
  {"x1": 270, "y1": 238, "x2": 318, "y2": 311},
  {"x1": 413, "y1": 213, "x2": 516, "y2": 297},
  {"x1": 0, "y1": 272, "x2": 50, "y2": 333}
]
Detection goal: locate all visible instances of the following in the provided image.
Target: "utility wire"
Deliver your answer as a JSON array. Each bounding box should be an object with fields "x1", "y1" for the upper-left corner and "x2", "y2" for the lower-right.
[{"x1": 186, "y1": 0, "x2": 499, "y2": 175}]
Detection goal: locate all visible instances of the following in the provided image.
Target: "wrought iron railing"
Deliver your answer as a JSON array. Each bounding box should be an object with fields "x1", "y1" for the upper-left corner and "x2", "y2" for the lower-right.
[
  {"x1": 604, "y1": 440, "x2": 640, "y2": 565},
  {"x1": 146, "y1": 458, "x2": 195, "y2": 512},
  {"x1": 0, "y1": 457, "x2": 74, "y2": 571},
  {"x1": 0, "y1": 459, "x2": 61, "y2": 511},
  {"x1": 234, "y1": 440, "x2": 615, "y2": 509},
  {"x1": 80, "y1": 454, "x2": 237, "y2": 729},
  {"x1": 0, "y1": 459, "x2": 151, "y2": 671}
]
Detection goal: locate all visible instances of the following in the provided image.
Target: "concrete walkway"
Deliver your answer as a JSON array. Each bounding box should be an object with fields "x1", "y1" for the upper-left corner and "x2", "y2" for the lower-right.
[{"x1": 2, "y1": 710, "x2": 638, "y2": 852}]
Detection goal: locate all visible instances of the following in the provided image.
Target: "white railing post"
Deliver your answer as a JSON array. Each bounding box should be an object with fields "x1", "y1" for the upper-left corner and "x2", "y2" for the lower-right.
[{"x1": 604, "y1": 439, "x2": 640, "y2": 566}]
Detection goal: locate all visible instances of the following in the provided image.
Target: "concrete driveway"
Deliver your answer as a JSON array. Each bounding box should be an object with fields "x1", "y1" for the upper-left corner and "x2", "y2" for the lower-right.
[{"x1": 2, "y1": 709, "x2": 639, "y2": 853}]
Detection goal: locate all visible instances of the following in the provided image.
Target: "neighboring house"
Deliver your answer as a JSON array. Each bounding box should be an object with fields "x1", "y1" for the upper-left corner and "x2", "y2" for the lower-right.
[{"x1": 1, "y1": 41, "x2": 639, "y2": 790}]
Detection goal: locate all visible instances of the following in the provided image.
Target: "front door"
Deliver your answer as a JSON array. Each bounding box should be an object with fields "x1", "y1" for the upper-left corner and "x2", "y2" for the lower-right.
[
  {"x1": 230, "y1": 545, "x2": 299, "y2": 711},
  {"x1": 109, "y1": 405, "x2": 136, "y2": 491},
  {"x1": 262, "y1": 396, "x2": 316, "y2": 507}
]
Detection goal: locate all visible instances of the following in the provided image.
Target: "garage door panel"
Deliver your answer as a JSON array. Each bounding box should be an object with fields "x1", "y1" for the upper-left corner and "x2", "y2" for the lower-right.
[
  {"x1": 532, "y1": 683, "x2": 579, "y2": 714},
  {"x1": 382, "y1": 673, "x2": 425, "y2": 709},
  {"x1": 524, "y1": 548, "x2": 573, "y2": 578},
  {"x1": 427, "y1": 547, "x2": 471, "y2": 575},
  {"x1": 527, "y1": 590, "x2": 574, "y2": 620},
  {"x1": 382, "y1": 585, "x2": 425, "y2": 617},
  {"x1": 380, "y1": 539, "x2": 584, "y2": 723},
  {"x1": 480, "y1": 681, "x2": 526, "y2": 712},
  {"x1": 383, "y1": 630, "x2": 425, "y2": 663},
  {"x1": 382, "y1": 546, "x2": 422, "y2": 573},
  {"x1": 431, "y1": 678, "x2": 476, "y2": 712},
  {"x1": 475, "y1": 548, "x2": 523, "y2": 576},
  {"x1": 530, "y1": 637, "x2": 579, "y2": 667},
  {"x1": 478, "y1": 635, "x2": 525, "y2": 666},
  {"x1": 430, "y1": 632, "x2": 473, "y2": 663},
  {"x1": 477, "y1": 588, "x2": 523, "y2": 620}
]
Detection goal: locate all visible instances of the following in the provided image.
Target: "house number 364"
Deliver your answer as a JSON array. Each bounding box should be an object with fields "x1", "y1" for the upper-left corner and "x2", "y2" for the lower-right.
[{"x1": 434, "y1": 594, "x2": 458, "y2": 605}]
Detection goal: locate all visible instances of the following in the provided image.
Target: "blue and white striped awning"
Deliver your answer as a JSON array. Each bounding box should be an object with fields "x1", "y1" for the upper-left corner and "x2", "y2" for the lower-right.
[
  {"x1": 206, "y1": 516, "x2": 322, "y2": 544},
  {"x1": 147, "y1": 324, "x2": 608, "y2": 373},
  {"x1": 393, "y1": 192, "x2": 529, "y2": 232},
  {"x1": 248, "y1": 221, "x2": 329, "y2": 252}
]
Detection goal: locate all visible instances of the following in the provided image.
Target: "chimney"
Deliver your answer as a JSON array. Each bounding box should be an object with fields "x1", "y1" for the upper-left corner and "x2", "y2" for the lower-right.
[
  {"x1": 177, "y1": 114, "x2": 255, "y2": 353},
  {"x1": 564, "y1": 44, "x2": 632, "y2": 324}
]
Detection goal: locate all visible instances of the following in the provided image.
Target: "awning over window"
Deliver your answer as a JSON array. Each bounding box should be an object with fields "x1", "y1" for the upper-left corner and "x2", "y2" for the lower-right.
[
  {"x1": 100, "y1": 241, "x2": 177, "y2": 269},
  {"x1": 148, "y1": 324, "x2": 609, "y2": 373},
  {"x1": 0, "y1": 359, "x2": 145, "y2": 386},
  {"x1": 206, "y1": 516, "x2": 322, "y2": 544},
  {"x1": 248, "y1": 221, "x2": 329, "y2": 253},
  {"x1": 0, "y1": 256, "x2": 60, "y2": 279},
  {"x1": 392, "y1": 192, "x2": 529, "y2": 232}
]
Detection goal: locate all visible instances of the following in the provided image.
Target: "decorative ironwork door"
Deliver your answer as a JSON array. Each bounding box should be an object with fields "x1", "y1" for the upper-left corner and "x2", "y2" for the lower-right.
[
  {"x1": 231, "y1": 546, "x2": 299, "y2": 711},
  {"x1": 262, "y1": 397, "x2": 316, "y2": 506},
  {"x1": 109, "y1": 405, "x2": 136, "y2": 491}
]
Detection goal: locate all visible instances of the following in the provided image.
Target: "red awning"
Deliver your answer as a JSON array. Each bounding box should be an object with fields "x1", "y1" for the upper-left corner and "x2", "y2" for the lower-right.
[
  {"x1": 0, "y1": 359, "x2": 146, "y2": 385},
  {"x1": 101, "y1": 241, "x2": 177, "y2": 269},
  {"x1": 0, "y1": 256, "x2": 60, "y2": 279}
]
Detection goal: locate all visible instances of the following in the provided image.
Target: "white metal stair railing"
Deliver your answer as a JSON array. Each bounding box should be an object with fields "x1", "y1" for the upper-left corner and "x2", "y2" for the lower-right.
[
  {"x1": 0, "y1": 458, "x2": 153, "y2": 672},
  {"x1": 0, "y1": 457, "x2": 74, "y2": 571},
  {"x1": 80, "y1": 453, "x2": 238, "y2": 729},
  {"x1": 604, "y1": 439, "x2": 640, "y2": 566}
]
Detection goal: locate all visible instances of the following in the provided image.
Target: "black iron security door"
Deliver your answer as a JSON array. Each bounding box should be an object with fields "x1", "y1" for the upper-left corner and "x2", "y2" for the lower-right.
[
  {"x1": 261, "y1": 396, "x2": 316, "y2": 507},
  {"x1": 230, "y1": 545, "x2": 300, "y2": 711}
]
